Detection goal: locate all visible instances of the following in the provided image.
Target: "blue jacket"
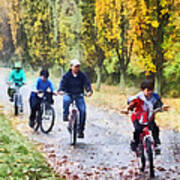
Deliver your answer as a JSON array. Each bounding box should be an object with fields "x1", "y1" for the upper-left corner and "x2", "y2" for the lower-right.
[
  {"x1": 30, "y1": 77, "x2": 55, "y2": 108},
  {"x1": 58, "y1": 70, "x2": 92, "y2": 95},
  {"x1": 33, "y1": 77, "x2": 55, "y2": 92}
]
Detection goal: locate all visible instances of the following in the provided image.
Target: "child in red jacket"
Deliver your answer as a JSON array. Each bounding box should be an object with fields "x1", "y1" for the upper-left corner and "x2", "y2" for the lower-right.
[{"x1": 123, "y1": 80, "x2": 169, "y2": 152}]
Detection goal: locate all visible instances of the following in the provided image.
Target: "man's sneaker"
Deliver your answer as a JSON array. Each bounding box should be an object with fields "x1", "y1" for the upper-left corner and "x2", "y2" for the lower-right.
[
  {"x1": 20, "y1": 107, "x2": 23, "y2": 113},
  {"x1": 78, "y1": 132, "x2": 84, "y2": 138},
  {"x1": 29, "y1": 120, "x2": 35, "y2": 128},
  {"x1": 63, "y1": 115, "x2": 68, "y2": 122},
  {"x1": 155, "y1": 144, "x2": 161, "y2": 155},
  {"x1": 67, "y1": 125, "x2": 72, "y2": 133}
]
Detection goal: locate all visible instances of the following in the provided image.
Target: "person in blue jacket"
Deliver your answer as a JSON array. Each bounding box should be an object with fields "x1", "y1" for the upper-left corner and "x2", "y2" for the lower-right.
[
  {"x1": 58, "y1": 59, "x2": 93, "y2": 138},
  {"x1": 29, "y1": 69, "x2": 55, "y2": 128}
]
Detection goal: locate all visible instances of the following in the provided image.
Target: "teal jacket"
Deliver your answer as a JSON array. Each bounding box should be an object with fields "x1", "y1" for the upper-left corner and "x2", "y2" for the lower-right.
[{"x1": 8, "y1": 69, "x2": 26, "y2": 86}]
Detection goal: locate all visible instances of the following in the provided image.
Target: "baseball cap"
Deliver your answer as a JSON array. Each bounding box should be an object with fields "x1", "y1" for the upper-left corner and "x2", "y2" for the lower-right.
[{"x1": 70, "y1": 59, "x2": 81, "y2": 66}]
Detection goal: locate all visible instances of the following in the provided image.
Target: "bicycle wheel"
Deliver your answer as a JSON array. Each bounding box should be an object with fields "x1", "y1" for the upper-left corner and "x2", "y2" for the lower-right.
[
  {"x1": 146, "y1": 137, "x2": 155, "y2": 178},
  {"x1": 139, "y1": 143, "x2": 146, "y2": 172},
  {"x1": 71, "y1": 112, "x2": 77, "y2": 146},
  {"x1": 40, "y1": 105, "x2": 55, "y2": 134},
  {"x1": 14, "y1": 95, "x2": 18, "y2": 116}
]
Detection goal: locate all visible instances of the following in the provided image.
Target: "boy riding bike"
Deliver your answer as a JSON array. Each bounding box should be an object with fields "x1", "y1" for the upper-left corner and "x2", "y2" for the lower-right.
[
  {"x1": 122, "y1": 79, "x2": 169, "y2": 153},
  {"x1": 29, "y1": 70, "x2": 56, "y2": 128}
]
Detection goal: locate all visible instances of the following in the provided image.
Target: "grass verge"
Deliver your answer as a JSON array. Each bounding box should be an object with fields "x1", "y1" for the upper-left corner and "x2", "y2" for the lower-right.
[{"x1": 0, "y1": 113, "x2": 61, "y2": 180}]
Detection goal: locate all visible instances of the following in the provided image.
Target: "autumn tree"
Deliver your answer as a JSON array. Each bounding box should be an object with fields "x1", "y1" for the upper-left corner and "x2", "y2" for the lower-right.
[
  {"x1": 0, "y1": 0, "x2": 15, "y2": 64},
  {"x1": 0, "y1": 17, "x2": 3, "y2": 50},
  {"x1": 20, "y1": 0, "x2": 56, "y2": 69},
  {"x1": 95, "y1": 0, "x2": 134, "y2": 90},
  {"x1": 80, "y1": 0, "x2": 105, "y2": 91},
  {"x1": 132, "y1": 0, "x2": 180, "y2": 94},
  {"x1": 55, "y1": 0, "x2": 83, "y2": 70}
]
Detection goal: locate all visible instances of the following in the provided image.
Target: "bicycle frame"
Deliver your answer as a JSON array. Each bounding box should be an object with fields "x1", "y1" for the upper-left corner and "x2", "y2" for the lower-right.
[
  {"x1": 14, "y1": 86, "x2": 23, "y2": 107},
  {"x1": 69, "y1": 100, "x2": 79, "y2": 127},
  {"x1": 35, "y1": 91, "x2": 55, "y2": 133},
  {"x1": 38, "y1": 92, "x2": 53, "y2": 119},
  {"x1": 61, "y1": 93, "x2": 86, "y2": 145},
  {"x1": 8, "y1": 83, "x2": 23, "y2": 115},
  {"x1": 68, "y1": 96, "x2": 81, "y2": 146},
  {"x1": 140, "y1": 126, "x2": 155, "y2": 154},
  {"x1": 138, "y1": 124, "x2": 155, "y2": 178}
]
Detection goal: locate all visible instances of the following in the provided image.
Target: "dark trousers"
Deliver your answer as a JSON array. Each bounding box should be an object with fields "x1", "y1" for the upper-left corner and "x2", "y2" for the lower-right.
[
  {"x1": 133, "y1": 119, "x2": 160, "y2": 146},
  {"x1": 29, "y1": 92, "x2": 40, "y2": 122}
]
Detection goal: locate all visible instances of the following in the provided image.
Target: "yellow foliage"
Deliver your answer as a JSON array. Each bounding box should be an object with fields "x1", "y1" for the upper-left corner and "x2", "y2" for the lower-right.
[
  {"x1": 95, "y1": 0, "x2": 135, "y2": 61},
  {"x1": 151, "y1": 20, "x2": 159, "y2": 28},
  {"x1": 8, "y1": 0, "x2": 21, "y2": 52},
  {"x1": 0, "y1": 36, "x2": 3, "y2": 50},
  {"x1": 161, "y1": 8, "x2": 168, "y2": 15}
]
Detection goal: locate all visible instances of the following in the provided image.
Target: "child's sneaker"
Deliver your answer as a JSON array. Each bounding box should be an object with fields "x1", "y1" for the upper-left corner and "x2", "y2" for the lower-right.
[
  {"x1": 130, "y1": 140, "x2": 137, "y2": 152},
  {"x1": 9, "y1": 98, "x2": 13, "y2": 102},
  {"x1": 155, "y1": 144, "x2": 161, "y2": 155}
]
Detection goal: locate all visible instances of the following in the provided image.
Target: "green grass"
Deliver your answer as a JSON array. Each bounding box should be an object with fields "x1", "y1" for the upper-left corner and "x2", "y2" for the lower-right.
[{"x1": 0, "y1": 114, "x2": 61, "y2": 180}]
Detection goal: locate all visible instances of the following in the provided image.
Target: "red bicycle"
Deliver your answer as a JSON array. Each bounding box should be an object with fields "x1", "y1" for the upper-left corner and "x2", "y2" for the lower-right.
[
  {"x1": 121, "y1": 107, "x2": 163, "y2": 178},
  {"x1": 68, "y1": 96, "x2": 79, "y2": 145},
  {"x1": 136, "y1": 122, "x2": 155, "y2": 178}
]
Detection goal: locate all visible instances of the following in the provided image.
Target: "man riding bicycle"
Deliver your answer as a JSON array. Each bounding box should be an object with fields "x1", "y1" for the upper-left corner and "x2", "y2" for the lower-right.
[
  {"x1": 58, "y1": 59, "x2": 93, "y2": 138},
  {"x1": 7, "y1": 61, "x2": 26, "y2": 102}
]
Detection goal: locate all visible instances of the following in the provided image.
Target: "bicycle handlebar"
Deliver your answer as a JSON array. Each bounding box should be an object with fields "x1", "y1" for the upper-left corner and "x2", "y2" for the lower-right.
[
  {"x1": 37, "y1": 90, "x2": 56, "y2": 95},
  {"x1": 7, "y1": 82, "x2": 25, "y2": 87},
  {"x1": 58, "y1": 91, "x2": 90, "y2": 97}
]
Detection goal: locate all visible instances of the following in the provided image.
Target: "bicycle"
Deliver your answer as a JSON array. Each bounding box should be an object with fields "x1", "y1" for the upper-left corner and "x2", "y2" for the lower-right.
[
  {"x1": 135, "y1": 121, "x2": 155, "y2": 178},
  {"x1": 34, "y1": 91, "x2": 55, "y2": 134},
  {"x1": 59, "y1": 92, "x2": 86, "y2": 146},
  {"x1": 121, "y1": 107, "x2": 163, "y2": 178},
  {"x1": 67, "y1": 94, "x2": 82, "y2": 146},
  {"x1": 7, "y1": 82, "x2": 24, "y2": 116}
]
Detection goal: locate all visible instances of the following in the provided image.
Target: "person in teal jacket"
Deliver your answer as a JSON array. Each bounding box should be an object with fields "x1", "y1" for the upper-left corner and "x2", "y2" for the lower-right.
[
  {"x1": 7, "y1": 61, "x2": 26, "y2": 101},
  {"x1": 8, "y1": 61, "x2": 26, "y2": 86}
]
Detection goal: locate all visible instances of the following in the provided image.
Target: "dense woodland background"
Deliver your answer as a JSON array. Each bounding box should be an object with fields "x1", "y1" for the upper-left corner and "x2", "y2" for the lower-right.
[{"x1": 0, "y1": 0, "x2": 180, "y2": 96}]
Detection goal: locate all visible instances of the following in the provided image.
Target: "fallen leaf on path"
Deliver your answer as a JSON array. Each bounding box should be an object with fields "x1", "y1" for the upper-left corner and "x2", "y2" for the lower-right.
[
  {"x1": 48, "y1": 153, "x2": 56, "y2": 158},
  {"x1": 157, "y1": 166, "x2": 166, "y2": 171}
]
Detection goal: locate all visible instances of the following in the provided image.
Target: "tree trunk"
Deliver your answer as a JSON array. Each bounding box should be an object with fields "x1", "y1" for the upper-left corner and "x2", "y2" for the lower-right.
[
  {"x1": 95, "y1": 65, "x2": 102, "y2": 91},
  {"x1": 153, "y1": 0, "x2": 168, "y2": 95},
  {"x1": 47, "y1": 0, "x2": 59, "y2": 43},
  {"x1": 59, "y1": 66, "x2": 65, "y2": 77},
  {"x1": 154, "y1": 70, "x2": 162, "y2": 95},
  {"x1": 119, "y1": 70, "x2": 126, "y2": 92}
]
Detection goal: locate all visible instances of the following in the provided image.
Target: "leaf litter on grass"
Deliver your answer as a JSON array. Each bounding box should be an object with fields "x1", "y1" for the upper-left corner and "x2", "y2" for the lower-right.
[{"x1": 0, "y1": 113, "x2": 61, "y2": 179}]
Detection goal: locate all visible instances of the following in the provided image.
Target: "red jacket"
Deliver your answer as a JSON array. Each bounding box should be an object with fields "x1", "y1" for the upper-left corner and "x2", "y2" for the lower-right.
[{"x1": 128, "y1": 94, "x2": 154, "y2": 125}]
